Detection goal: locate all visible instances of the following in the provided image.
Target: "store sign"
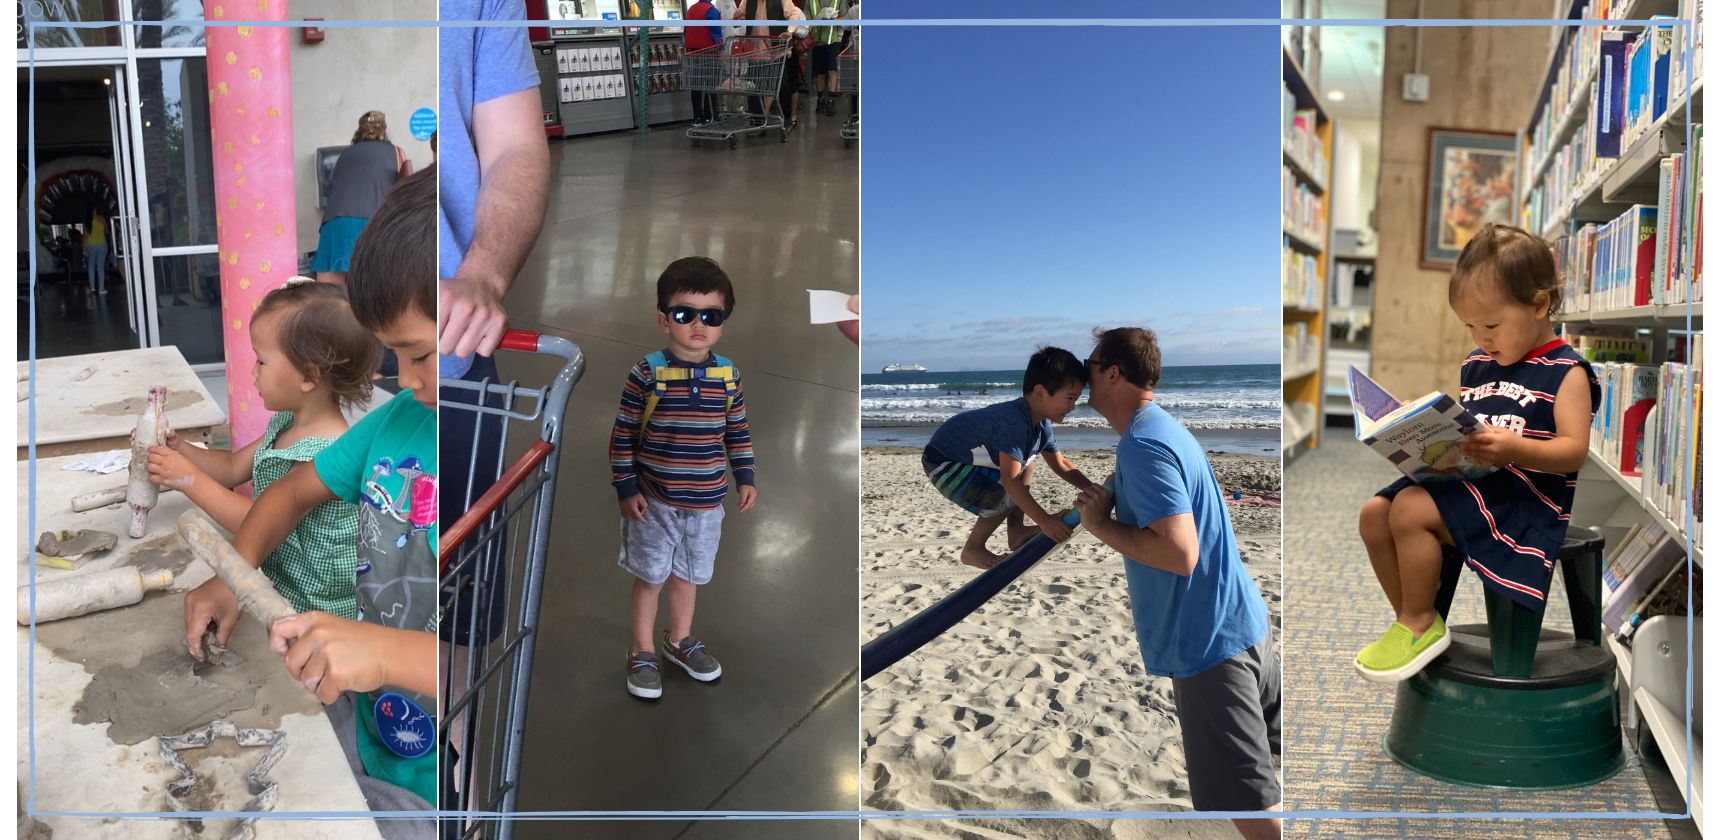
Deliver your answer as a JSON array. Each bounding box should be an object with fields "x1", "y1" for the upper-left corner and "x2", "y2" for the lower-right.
[{"x1": 409, "y1": 108, "x2": 437, "y2": 142}]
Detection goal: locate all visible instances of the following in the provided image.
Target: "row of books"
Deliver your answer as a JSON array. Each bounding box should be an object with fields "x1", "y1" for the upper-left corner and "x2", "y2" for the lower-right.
[
  {"x1": 1600, "y1": 518, "x2": 1700, "y2": 641},
  {"x1": 1642, "y1": 338, "x2": 1702, "y2": 546},
  {"x1": 1551, "y1": 150, "x2": 1703, "y2": 316},
  {"x1": 1283, "y1": 166, "x2": 1323, "y2": 246},
  {"x1": 1283, "y1": 322, "x2": 1317, "y2": 376},
  {"x1": 1522, "y1": 19, "x2": 1701, "y2": 236},
  {"x1": 1282, "y1": 246, "x2": 1320, "y2": 310},
  {"x1": 1282, "y1": 105, "x2": 1328, "y2": 187},
  {"x1": 1568, "y1": 331, "x2": 1652, "y2": 363},
  {"x1": 1650, "y1": 126, "x2": 1703, "y2": 305},
  {"x1": 1523, "y1": 0, "x2": 1616, "y2": 176},
  {"x1": 1590, "y1": 361, "x2": 1659, "y2": 476}
]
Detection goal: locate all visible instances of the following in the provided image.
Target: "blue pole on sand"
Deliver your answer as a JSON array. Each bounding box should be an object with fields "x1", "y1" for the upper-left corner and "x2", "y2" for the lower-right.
[{"x1": 860, "y1": 486, "x2": 1107, "y2": 681}]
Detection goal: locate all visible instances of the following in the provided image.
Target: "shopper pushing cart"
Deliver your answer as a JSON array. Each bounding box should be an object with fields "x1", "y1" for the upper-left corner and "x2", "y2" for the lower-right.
[
  {"x1": 438, "y1": 328, "x2": 584, "y2": 840},
  {"x1": 685, "y1": 36, "x2": 795, "y2": 148}
]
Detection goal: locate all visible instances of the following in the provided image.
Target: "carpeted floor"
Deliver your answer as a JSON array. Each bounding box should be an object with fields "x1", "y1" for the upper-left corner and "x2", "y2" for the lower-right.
[{"x1": 1282, "y1": 435, "x2": 1684, "y2": 839}]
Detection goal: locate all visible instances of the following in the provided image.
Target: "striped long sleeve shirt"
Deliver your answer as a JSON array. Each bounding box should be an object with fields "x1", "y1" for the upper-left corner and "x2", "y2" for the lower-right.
[{"x1": 610, "y1": 352, "x2": 756, "y2": 509}]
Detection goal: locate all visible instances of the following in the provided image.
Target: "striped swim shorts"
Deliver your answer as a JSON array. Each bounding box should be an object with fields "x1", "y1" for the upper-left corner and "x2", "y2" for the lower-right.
[{"x1": 922, "y1": 447, "x2": 1016, "y2": 518}]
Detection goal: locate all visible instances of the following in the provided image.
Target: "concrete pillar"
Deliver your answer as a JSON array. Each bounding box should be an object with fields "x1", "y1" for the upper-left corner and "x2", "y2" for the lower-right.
[{"x1": 205, "y1": 1, "x2": 295, "y2": 447}]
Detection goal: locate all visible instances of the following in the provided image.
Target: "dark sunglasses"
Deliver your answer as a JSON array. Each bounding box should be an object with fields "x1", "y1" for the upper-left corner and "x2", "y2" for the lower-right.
[{"x1": 665, "y1": 306, "x2": 730, "y2": 327}]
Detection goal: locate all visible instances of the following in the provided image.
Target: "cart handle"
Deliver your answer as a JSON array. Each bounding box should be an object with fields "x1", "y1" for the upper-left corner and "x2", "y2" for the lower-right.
[
  {"x1": 439, "y1": 439, "x2": 555, "y2": 573},
  {"x1": 500, "y1": 329, "x2": 542, "y2": 353}
]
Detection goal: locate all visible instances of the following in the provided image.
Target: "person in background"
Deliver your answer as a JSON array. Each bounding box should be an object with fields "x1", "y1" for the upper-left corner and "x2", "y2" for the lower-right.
[
  {"x1": 313, "y1": 111, "x2": 409, "y2": 287},
  {"x1": 744, "y1": 0, "x2": 806, "y2": 127},
  {"x1": 806, "y1": 0, "x2": 844, "y2": 116},
  {"x1": 684, "y1": 0, "x2": 724, "y2": 126},
  {"x1": 83, "y1": 209, "x2": 109, "y2": 300}
]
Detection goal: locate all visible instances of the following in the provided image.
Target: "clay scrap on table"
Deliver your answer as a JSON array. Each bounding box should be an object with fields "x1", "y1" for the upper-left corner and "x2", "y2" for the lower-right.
[
  {"x1": 160, "y1": 720, "x2": 287, "y2": 840},
  {"x1": 33, "y1": 529, "x2": 118, "y2": 570},
  {"x1": 72, "y1": 647, "x2": 264, "y2": 745}
]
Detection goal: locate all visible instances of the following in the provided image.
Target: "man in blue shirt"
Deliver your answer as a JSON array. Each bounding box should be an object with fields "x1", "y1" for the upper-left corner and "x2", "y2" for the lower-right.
[
  {"x1": 438, "y1": 0, "x2": 551, "y2": 516},
  {"x1": 1073, "y1": 327, "x2": 1280, "y2": 838}
]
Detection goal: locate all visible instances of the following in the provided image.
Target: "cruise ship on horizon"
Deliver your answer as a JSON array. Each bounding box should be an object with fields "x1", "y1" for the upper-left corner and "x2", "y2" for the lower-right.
[{"x1": 880, "y1": 363, "x2": 928, "y2": 373}]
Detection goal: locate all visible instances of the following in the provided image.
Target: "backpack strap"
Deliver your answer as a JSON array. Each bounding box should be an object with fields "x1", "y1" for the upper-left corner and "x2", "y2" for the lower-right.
[{"x1": 639, "y1": 352, "x2": 738, "y2": 439}]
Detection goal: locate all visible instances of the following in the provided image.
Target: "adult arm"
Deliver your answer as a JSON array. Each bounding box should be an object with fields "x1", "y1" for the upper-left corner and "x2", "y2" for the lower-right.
[
  {"x1": 1079, "y1": 487, "x2": 1201, "y2": 577},
  {"x1": 438, "y1": 87, "x2": 551, "y2": 360}
]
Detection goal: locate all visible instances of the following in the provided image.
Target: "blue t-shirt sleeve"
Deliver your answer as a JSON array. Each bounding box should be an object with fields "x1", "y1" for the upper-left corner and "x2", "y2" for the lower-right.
[
  {"x1": 1117, "y1": 437, "x2": 1192, "y2": 526},
  {"x1": 476, "y1": 0, "x2": 542, "y2": 105},
  {"x1": 707, "y1": 5, "x2": 724, "y2": 42},
  {"x1": 314, "y1": 394, "x2": 396, "y2": 504},
  {"x1": 1041, "y1": 421, "x2": 1060, "y2": 454}
]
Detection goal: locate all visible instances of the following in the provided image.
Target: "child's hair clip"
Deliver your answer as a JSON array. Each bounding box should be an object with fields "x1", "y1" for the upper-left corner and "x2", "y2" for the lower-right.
[{"x1": 283, "y1": 275, "x2": 317, "y2": 287}]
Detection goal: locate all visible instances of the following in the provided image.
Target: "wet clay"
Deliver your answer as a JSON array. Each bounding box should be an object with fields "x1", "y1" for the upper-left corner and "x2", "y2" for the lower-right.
[
  {"x1": 127, "y1": 534, "x2": 201, "y2": 578},
  {"x1": 36, "y1": 592, "x2": 321, "y2": 742},
  {"x1": 73, "y1": 647, "x2": 264, "y2": 745},
  {"x1": 84, "y1": 388, "x2": 205, "y2": 417}
]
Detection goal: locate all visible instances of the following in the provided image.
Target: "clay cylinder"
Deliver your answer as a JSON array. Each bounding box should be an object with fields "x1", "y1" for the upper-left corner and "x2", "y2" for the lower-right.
[
  {"x1": 175, "y1": 510, "x2": 297, "y2": 627},
  {"x1": 17, "y1": 567, "x2": 175, "y2": 624},
  {"x1": 71, "y1": 487, "x2": 127, "y2": 512}
]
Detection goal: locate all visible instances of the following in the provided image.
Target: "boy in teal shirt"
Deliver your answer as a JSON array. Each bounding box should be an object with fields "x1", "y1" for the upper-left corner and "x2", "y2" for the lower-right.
[{"x1": 183, "y1": 168, "x2": 440, "y2": 824}]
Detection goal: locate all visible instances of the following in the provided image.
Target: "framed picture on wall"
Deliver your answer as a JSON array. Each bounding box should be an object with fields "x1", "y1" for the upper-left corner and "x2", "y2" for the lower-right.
[{"x1": 1421, "y1": 129, "x2": 1518, "y2": 269}]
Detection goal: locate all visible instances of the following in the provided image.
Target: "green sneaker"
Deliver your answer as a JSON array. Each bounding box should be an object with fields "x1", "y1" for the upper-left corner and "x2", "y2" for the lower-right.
[{"x1": 1354, "y1": 616, "x2": 1451, "y2": 683}]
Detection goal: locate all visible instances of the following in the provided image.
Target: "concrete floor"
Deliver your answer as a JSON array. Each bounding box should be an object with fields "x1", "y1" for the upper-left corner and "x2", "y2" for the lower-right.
[{"x1": 478, "y1": 114, "x2": 860, "y2": 838}]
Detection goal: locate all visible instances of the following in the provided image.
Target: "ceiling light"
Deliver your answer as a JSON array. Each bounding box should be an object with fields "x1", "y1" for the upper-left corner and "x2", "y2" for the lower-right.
[
  {"x1": 1328, "y1": 89, "x2": 1347, "y2": 101},
  {"x1": 103, "y1": 78, "x2": 111, "y2": 85}
]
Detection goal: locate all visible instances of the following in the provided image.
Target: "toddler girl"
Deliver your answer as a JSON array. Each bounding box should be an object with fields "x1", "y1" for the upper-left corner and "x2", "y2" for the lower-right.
[
  {"x1": 149, "y1": 278, "x2": 381, "y2": 619},
  {"x1": 1355, "y1": 224, "x2": 1598, "y2": 683}
]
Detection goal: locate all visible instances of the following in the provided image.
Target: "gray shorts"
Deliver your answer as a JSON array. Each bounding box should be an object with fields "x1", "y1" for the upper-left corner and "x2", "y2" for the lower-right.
[
  {"x1": 618, "y1": 498, "x2": 725, "y2": 585},
  {"x1": 1170, "y1": 628, "x2": 1282, "y2": 811}
]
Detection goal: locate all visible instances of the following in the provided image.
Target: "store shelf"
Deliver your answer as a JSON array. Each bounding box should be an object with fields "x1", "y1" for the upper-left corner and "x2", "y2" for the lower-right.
[
  {"x1": 1585, "y1": 450, "x2": 1702, "y2": 567},
  {"x1": 1283, "y1": 302, "x2": 1322, "y2": 316},
  {"x1": 1607, "y1": 633, "x2": 1635, "y2": 689},
  {"x1": 1558, "y1": 301, "x2": 1703, "y2": 326},
  {"x1": 1634, "y1": 687, "x2": 1704, "y2": 831},
  {"x1": 1283, "y1": 148, "x2": 1326, "y2": 194},
  {"x1": 1282, "y1": 363, "x2": 1319, "y2": 383}
]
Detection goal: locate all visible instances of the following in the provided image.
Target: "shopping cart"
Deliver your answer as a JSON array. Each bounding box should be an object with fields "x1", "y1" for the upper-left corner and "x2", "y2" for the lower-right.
[
  {"x1": 685, "y1": 36, "x2": 793, "y2": 149},
  {"x1": 438, "y1": 329, "x2": 585, "y2": 839},
  {"x1": 837, "y1": 42, "x2": 858, "y2": 148}
]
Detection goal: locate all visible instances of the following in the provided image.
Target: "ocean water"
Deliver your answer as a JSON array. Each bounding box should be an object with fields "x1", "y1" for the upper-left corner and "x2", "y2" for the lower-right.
[{"x1": 861, "y1": 364, "x2": 1281, "y2": 456}]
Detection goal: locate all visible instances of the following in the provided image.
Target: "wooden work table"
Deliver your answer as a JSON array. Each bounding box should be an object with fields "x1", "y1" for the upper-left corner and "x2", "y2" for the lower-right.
[{"x1": 17, "y1": 347, "x2": 228, "y2": 460}]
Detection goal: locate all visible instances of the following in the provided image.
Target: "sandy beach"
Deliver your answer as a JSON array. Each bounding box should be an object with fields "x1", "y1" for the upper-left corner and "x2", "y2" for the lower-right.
[{"x1": 860, "y1": 445, "x2": 1282, "y2": 839}]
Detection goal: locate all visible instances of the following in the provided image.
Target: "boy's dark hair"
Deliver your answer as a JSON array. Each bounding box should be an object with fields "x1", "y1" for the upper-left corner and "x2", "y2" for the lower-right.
[
  {"x1": 1022, "y1": 346, "x2": 1087, "y2": 396},
  {"x1": 256, "y1": 281, "x2": 381, "y2": 411},
  {"x1": 1448, "y1": 223, "x2": 1562, "y2": 314},
  {"x1": 1090, "y1": 327, "x2": 1162, "y2": 390},
  {"x1": 656, "y1": 256, "x2": 735, "y2": 313},
  {"x1": 346, "y1": 165, "x2": 437, "y2": 331}
]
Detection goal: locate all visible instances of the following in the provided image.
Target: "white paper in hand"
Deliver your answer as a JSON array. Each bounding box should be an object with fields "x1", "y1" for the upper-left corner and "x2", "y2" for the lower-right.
[{"x1": 807, "y1": 289, "x2": 859, "y2": 324}]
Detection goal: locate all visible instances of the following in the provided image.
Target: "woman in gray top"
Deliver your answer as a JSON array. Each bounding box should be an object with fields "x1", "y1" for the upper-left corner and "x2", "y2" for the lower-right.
[{"x1": 312, "y1": 111, "x2": 408, "y2": 285}]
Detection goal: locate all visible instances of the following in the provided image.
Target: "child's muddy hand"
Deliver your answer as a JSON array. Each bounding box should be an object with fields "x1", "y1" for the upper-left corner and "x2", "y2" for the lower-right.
[
  {"x1": 162, "y1": 429, "x2": 183, "y2": 450},
  {"x1": 184, "y1": 579, "x2": 239, "y2": 663},
  {"x1": 737, "y1": 485, "x2": 758, "y2": 513},
  {"x1": 619, "y1": 494, "x2": 648, "y2": 522},
  {"x1": 147, "y1": 446, "x2": 198, "y2": 490},
  {"x1": 270, "y1": 612, "x2": 391, "y2": 705}
]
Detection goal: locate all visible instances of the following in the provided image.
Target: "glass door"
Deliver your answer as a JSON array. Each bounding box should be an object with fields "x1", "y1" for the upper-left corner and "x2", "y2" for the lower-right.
[{"x1": 104, "y1": 64, "x2": 146, "y2": 337}]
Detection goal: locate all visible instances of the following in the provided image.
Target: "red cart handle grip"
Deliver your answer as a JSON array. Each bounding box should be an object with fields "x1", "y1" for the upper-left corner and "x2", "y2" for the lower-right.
[{"x1": 500, "y1": 329, "x2": 540, "y2": 353}]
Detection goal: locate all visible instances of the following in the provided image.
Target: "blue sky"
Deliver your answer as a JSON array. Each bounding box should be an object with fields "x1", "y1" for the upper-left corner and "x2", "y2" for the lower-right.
[{"x1": 860, "y1": 12, "x2": 1282, "y2": 372}]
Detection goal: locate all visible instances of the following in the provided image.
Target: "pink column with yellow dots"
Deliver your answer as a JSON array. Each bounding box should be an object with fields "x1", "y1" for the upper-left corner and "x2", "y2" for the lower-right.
[{"x1": 205, "y1": 1, "x2": 294, "y2": 448}]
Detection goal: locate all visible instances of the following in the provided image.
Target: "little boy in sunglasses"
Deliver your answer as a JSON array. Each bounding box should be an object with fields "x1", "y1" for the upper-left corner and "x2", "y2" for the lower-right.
[{"x1": 608, "y1": 257, "x2": 759, "y2": 700}]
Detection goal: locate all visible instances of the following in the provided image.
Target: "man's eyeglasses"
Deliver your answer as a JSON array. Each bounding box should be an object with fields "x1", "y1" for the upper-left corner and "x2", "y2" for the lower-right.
[
  {"x1": 1086, "y1": 357, "x2": 1107, "y2": 370},
  {"x1": 665, "y1": 306, "x2": 730, "y2": 327}
]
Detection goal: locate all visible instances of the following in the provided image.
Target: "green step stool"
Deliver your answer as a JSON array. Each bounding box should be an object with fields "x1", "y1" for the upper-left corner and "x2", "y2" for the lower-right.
[{"x1": 1385, "y1": 525, "x2": 1625, "y2": 788}]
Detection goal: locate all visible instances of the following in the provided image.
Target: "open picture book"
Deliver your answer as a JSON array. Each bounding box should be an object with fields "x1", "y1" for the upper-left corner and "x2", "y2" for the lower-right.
[{"x1": 1348, "y1": 367, "x2": 1497, "y2": 483}]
